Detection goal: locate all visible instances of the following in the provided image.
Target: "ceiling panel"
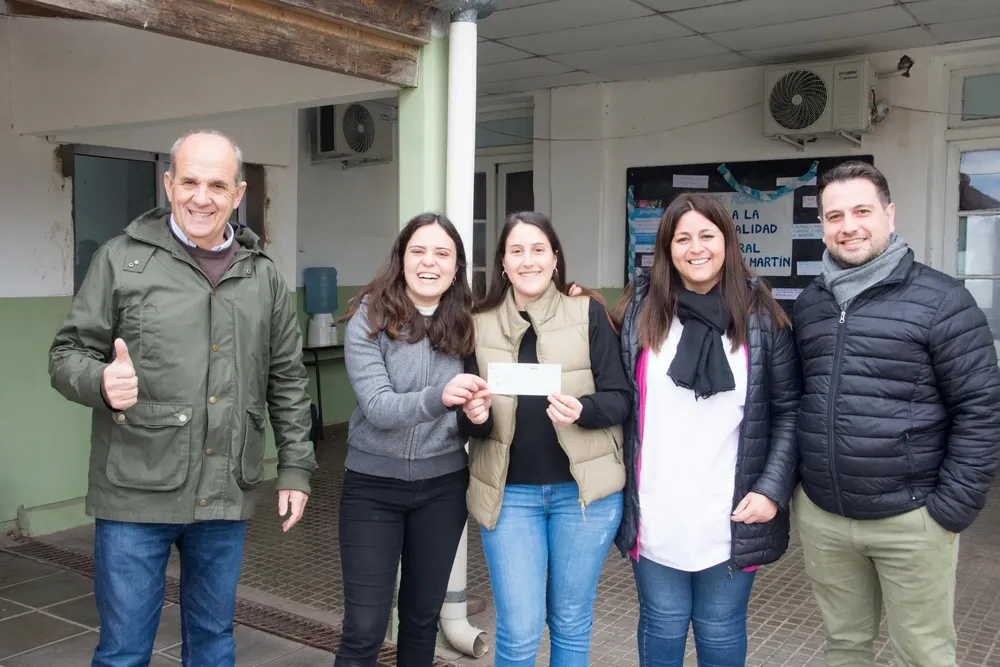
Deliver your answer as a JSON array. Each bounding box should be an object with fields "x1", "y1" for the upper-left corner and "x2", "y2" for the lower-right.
[
  {"x1": 478, "y1": 0, "x2": 654, "y2": 40},
  {"x1": 478, "y1": 41, "x2": 535, "y2": 65},
  {"x1": 740, "y1": 26, "x2": 938, "y2": 64},
  {"x1": 550, "y1": 34, "x2": 730, "y2": 70},
  {"x1": 907, "y1": 0, "x2": 1000, "y2": 25},
  {"x1": 473, "y1": 0, "x2": 1000, "y2": 96},
  {"x1": 927, "y1": 15, "x2": 1000, "y2": 42},
  {"x1": 497, "y1": 0, "x2": 559, "y2": 8},
  {"x1": 710, "y1": 5, "x2": 916, "y2": 52},
  {"x1": 669, "y1": 0, "x2": 894, "y2": 34},
  {"x1": 478, "y1": 71, "x2": 603, "y2": 96},
  {"x1": 639, "y1": 0, "x2": 734, "y2": 10},
  {"x1": 588, "y1": 52, "x2": 759, "y2": 81},
  {"x1": 499, "y1": 15, "x2": 692, "y2": 56},
  {"x1": 477, "y1": 56, "x2": 573, "y2": 83}
]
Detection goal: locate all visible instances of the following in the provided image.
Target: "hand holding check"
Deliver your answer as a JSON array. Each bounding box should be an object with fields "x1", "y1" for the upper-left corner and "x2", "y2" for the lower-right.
[
  {"x1": 442, "y1": 374, "x2": 489, "y2": 407},
  {"x1": 462, "y1": 363, "x2": 577, "y2": 427}
]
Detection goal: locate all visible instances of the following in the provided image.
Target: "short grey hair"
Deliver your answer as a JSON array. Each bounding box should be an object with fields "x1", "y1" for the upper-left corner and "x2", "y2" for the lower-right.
[{"x1": 167, "y1": 129, "x2": 245, "y2": 183}]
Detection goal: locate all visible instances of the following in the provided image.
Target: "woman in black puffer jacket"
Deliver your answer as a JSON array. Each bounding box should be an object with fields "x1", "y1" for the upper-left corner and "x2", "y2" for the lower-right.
[{"x1": 611, "y1": 193, "x2": 801, "y2": 667}]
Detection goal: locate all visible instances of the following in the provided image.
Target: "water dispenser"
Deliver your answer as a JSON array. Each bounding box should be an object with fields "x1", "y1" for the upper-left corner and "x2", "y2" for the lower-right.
[{"x1": 303, "y1": 266, "x2": 338, "y2": 347}]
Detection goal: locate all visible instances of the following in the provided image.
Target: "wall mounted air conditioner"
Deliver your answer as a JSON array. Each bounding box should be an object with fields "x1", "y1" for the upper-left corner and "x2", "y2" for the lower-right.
[
  {"x1": 763, "y1": 57, "x2": 877, "y2": 149},
  {"x1": 312, "y1": 102, "x2": 394, "y2": 167}
]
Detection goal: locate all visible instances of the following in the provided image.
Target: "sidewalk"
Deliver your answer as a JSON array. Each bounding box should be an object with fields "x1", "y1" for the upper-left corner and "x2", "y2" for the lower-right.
[{"x1": 0, "y1": 550, "x2": 332, "y2": 666}]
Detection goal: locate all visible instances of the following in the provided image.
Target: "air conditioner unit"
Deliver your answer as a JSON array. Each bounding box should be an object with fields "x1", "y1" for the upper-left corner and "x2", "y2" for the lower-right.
[
  {"x1": 312, "y1": 102, "x2": 394, "y2": 166},
  {"x1": 763, "y1": 58, "x2": 877, "y2": 146}
]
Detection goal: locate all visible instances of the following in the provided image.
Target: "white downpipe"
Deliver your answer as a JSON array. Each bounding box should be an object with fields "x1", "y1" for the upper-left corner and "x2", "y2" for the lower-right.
[
  {"x1": 446, "y1": 18, "x2": 478, "y2": 258},
  {"x1": 439, "y1": 524, "x2": 488, "y2": 657},
  {"x1": 440, "y1": 16, "x2": 489, "y2": 660}
]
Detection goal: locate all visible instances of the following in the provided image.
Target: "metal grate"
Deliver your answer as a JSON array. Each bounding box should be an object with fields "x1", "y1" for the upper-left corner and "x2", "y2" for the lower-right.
[{"x1": 0, "y1": 539, "x2": 458, "y2": 667}]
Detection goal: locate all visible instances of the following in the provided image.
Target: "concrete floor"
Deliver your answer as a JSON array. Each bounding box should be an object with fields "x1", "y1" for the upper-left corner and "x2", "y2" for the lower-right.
[{"x1": 5, "y1": 431, "x2": 1000, "y2": 666}]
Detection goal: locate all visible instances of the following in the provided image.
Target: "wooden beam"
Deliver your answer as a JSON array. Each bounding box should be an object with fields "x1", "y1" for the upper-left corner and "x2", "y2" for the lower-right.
[
  {"x1": 17, "y1": 0, "x2": 419, "y2": 87},
  {"x1": 256, "y1": 0, "x2": 436, "y2": 45},
  {"x1": 3, "y1": 0, "x2": 81, "y2": 18}
]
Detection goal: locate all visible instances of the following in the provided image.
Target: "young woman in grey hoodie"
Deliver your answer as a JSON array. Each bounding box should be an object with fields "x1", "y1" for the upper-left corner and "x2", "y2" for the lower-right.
[{"x1": 335, "y1": 213, "x2": 487, "y2": 667}]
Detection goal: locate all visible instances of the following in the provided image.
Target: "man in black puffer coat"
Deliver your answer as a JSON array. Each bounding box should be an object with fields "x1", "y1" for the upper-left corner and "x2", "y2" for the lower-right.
[{"x1": 792, "y1": 160, "x2": 1000, "y2": 667}]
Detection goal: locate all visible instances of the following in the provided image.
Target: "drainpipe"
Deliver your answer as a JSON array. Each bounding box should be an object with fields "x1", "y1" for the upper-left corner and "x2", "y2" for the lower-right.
[{"x1": 430, "y1": 0, "x2": 496, "y2": 659}]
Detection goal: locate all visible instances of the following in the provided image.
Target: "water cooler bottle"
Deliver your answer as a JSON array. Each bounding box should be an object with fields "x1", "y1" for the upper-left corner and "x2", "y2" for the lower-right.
[{"x1": 303, "y1": 266, "x2": 338, "y2": 347}]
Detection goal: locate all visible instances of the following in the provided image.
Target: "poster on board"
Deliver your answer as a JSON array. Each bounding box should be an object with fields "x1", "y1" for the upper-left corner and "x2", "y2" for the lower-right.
[{"x1": 625, "y1": 155, "x2": 874, "y2": 307}]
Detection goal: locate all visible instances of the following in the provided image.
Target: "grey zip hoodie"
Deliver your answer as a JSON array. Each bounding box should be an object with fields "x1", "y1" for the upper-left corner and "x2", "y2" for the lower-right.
[{"x1": 343, "y1": 299, "x2": 467, "y2": 481}]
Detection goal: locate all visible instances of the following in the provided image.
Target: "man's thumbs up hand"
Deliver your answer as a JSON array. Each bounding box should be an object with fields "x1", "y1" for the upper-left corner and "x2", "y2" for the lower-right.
[
  {"x1": 103, "y1": 338, "x2": 138, "y2": 411},
  {"x1": 114, "y1": 338, "x2": 132, "y2": 368}
]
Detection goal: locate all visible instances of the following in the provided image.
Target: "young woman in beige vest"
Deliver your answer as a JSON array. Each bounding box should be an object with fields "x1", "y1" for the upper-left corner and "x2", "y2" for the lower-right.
[{"x1": 458, "y1": 211, "x2": 631, "y2": 667}]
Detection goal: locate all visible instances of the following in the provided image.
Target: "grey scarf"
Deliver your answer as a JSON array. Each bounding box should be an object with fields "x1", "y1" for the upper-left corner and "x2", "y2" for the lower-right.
[{"x1": 821, "y1": 233, "x2": 909, "y2": 308}]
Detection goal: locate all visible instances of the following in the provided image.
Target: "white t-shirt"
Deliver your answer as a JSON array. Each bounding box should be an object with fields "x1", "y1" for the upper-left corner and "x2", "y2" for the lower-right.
[
  {"x1": 637, "y1": 316, "x2": 747, "y2": 572},
  {"x1": 416, "y1": 304, "x2": 438, "y2": 316}
]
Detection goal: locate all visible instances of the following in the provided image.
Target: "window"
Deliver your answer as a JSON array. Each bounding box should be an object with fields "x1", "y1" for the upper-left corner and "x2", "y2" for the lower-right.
[
  {"x1": 963, "y1": 73, "x2": 1000, "y2": 122},
  {"x1": 473, "y1": 172, "x2": 488, "y2": 299},
  {"x1": 949, "y1": 65, "x2": 1000, "y2": 129},
  {"x1": 955, "y1": 148, "x2": 1000, "y2": 338},
  {"x1": 476, "y1": 116, "x2": 533, "y2": 149}
]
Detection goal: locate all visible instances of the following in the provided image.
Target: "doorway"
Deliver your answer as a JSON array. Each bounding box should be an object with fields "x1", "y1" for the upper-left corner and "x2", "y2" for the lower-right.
[{"x1": 471, "y1": 158, "x2": 534, "y2": 300}]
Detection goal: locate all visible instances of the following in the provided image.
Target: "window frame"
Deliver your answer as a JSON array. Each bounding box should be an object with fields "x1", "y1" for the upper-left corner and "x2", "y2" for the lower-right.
[{"x1": 948, "y1": 64, "x2": 1000, "y2": 130}]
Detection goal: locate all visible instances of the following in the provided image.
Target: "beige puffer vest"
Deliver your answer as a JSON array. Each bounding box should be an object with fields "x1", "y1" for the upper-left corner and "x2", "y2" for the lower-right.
[{"x1": 467, "y1": 283, "x2": 625, "y2": 530}]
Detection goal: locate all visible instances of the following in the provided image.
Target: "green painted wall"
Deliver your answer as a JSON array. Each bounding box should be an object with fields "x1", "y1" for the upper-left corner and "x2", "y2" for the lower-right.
[
  {"x1": 397, "y1": 36, "x2": 448, "y2": 223},
  {"x1": 0, "y1": 286, "x2": 364, "y2": 534},
  {"x1": 295, "y1": 285, "x2": 362, "y2": 426},
  {"x1": 0, "y1": 296, "x2": 90, "y2": 529},
  {"x1": 596, "y1": 287, "x2": 626, "y2": 309}
]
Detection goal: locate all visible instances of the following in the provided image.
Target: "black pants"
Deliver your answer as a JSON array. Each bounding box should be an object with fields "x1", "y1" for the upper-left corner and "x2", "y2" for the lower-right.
[{"x1": 335, "y1": 467, "x2": 469, "y2": 667}]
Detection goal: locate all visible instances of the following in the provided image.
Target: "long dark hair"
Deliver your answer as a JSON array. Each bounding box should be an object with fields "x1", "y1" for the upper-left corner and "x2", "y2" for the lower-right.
[
  {"x1": 612, "y1": 193, "x2": 789, "y2": 351},
  {"x1": 475, "y1": 211, "x2": 614, "y2": 325},
  {"x1": 342, "y1": 213, "x2": 475, "y2": 357}
]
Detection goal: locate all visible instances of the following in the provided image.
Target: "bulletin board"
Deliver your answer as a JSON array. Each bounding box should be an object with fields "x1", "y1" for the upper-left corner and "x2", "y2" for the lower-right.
[{"x1": 625, "y1": 154, "x2": 874, "y2": 307}]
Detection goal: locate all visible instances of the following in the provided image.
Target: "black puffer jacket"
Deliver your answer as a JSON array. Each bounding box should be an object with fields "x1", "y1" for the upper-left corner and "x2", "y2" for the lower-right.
[
  {"x1": 614, "y1": 272, "x2": 801, "y2": 570},
  {"x1": 793, "y1": 250, "x2": 1000, "y2": 533}
]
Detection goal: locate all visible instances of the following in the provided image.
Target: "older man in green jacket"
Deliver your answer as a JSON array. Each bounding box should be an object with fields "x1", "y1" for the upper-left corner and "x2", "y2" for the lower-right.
[{"x1": 48, "y1": 130, "x2": 316, "y2": 667}]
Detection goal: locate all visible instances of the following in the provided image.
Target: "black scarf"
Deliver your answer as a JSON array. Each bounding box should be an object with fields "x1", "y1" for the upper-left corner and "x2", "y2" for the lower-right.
[{"x1": 667, "y1": 287, "x2": 735, "y2": 399}]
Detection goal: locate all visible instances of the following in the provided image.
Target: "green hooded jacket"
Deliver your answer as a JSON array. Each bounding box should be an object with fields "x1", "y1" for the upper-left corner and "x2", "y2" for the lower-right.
[{"x1": 49, "y1": 208, "x2": 316, "y2": 523}]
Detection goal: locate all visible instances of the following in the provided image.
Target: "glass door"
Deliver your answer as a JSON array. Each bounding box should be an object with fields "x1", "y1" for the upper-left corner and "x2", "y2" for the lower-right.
[
  {"x1": 74, "y1": 147, "x2": 158, "y2": 292},
  {"x1": 497, "y1": 161, "x2": 534, "y2": 220}
]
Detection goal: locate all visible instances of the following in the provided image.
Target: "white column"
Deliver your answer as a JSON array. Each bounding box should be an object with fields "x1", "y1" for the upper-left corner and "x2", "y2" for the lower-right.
[
  {"x1": 445, "y1": 18, "x2": 478, "y2": 282},
  {"x1": 438, "y1": 11, "x2": 489, "y2": 660}
]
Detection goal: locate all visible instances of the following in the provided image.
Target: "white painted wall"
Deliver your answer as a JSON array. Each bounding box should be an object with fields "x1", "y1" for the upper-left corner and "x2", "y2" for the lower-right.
[
  {"x1": 535, "y1": 38, "x2": 1000, "y2": 289},
  {"x1": 6, "y1": 16, "x2": 393, "y2": 135},
  {"x1": 52, "y1": 108, "x2": 300, "y2": 167},
  {"x1": 0, "y1": 19, "x2": 74, "y2": 298},
  {"x1": 0, "y1": 105, "x2": 302, "y2": 296},
  {"x1": 0, "y1": 14, "x2": 396, "y2": 297},
  {"x1": 296, "y1": 110, "x2": 400, "y2": 287}
]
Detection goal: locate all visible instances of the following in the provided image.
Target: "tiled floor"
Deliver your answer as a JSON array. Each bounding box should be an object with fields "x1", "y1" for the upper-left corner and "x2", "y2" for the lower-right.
[
  {"x1": 0, "y1": 550, "x2": 333, "y2": 666},
  {"x1": 11, "y1": 431, "x2": 1000, "y2": 666},
  {"x1": 242, "y1": 436, "x2": 1000, "y2": 667}
]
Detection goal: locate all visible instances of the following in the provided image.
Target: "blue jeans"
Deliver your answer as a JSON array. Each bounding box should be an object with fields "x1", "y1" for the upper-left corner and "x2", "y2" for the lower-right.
[
  {"x1": 480, "y1": 483, "x2": 623, "y2": 667},
  {"x1": 91, "y1": 519, "x2": 247, "y2": 667},
  {"x1": 631, "y1": 558, "x2": 756, "y2": 667}
]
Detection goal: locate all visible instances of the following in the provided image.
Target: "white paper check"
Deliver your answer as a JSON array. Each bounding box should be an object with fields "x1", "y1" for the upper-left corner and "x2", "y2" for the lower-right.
[{"x1": 487, "y1": 362, "x2": 561, "y2": 396}]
